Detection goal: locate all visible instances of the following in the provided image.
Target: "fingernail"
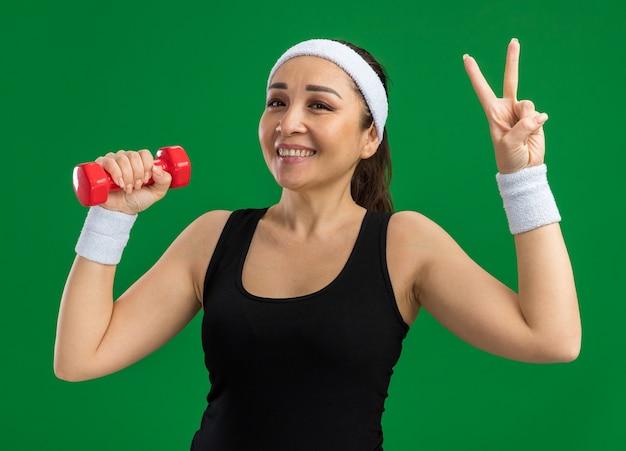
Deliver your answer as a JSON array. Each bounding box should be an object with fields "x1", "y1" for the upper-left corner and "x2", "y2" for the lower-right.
[
  {"x1": 135, "y1": 179, "x2": 143, "y2": 189},
  {"x1": 144, "y1": 172, "x2": 150, "y2": 183},
  {"x1": 463, "y1": 53, "x2": 469, "y2": 60},
  {"x1": 118, "y1": 178, "x2": 125, "y2": 189},
  {"x1": 538, "y1": 113, "x2": 549, "y2": 124},
  {"x1": 511, "y1": 37, "x2": 519, "y2": 43}
]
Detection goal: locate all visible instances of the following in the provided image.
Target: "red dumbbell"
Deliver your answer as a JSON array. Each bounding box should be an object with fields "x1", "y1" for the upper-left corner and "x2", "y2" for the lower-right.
[{"x1": 73, "y1": 145, "x2": 191, "y2": 206}]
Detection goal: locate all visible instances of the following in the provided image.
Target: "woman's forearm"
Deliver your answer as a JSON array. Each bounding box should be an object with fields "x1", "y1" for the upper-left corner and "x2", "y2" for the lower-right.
[
  {"x1": 54, "y1": 256, "x2": 117, "y2": 381},
  {"x1": 514, "y1": 223, "x2": 581, "y2": 361}
]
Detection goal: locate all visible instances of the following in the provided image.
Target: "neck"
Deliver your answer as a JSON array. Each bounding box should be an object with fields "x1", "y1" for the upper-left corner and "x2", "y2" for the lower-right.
[{"x1": 267, "y1": 187, "x2": 365, "y2": 236}]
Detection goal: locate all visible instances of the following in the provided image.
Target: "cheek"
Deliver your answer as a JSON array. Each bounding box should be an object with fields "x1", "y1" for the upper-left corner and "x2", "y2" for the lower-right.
[
  {"x1": 258, "y1": 116, "x2": 278, "y2": 166},
  {"x1": 258, "y1": 114, "x2": 275, "y2": 147}
]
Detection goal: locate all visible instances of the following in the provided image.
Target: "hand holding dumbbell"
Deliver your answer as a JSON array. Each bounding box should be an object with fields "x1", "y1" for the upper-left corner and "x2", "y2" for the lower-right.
[{"x1": 73, "y1": 145, "x2": 191, "y2": 207}]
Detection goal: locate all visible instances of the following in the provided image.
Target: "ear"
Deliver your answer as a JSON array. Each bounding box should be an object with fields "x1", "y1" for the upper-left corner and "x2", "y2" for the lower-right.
[{"x1": 360, "y1": 123, "x2": 380, "y2": 159}]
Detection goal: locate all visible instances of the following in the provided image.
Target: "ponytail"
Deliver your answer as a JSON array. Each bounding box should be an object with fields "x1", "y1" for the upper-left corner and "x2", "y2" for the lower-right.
[
  {"x1": 352, "y1": 132, "x2": 393, "y2": 212},
  {"x1": 339, "y1": 40, "x2": 394, "y2": 213}
]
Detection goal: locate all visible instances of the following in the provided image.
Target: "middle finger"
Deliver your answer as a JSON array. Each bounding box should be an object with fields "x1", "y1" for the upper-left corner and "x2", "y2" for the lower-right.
[{"x1": 503, "y1": 38, "x2": 520, "y2": 100}]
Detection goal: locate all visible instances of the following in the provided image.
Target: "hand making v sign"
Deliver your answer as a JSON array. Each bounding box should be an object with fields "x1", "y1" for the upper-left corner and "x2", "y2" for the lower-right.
[{"x1": 464, "y1": 38, "x2": 548, "y2": 174}]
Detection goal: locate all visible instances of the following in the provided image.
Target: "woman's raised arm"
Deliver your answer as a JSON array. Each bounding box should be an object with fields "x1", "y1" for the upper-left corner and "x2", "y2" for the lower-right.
[
  {"x1": 396, "y1": 39, "x2": 581, "y2": 363},
  {"x1": 54, "y1": 149, "x2": 229, "y2": 381}
]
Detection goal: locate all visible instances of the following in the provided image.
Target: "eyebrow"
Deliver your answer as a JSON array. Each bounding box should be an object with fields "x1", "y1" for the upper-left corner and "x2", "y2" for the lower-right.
[{"x1": 268, "y1": 82, "x2": 343, "y2": 99}]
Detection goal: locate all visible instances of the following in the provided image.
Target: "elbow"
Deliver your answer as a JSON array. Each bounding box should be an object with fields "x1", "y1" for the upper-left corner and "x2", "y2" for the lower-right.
[
  {"x1": 535, "y1": 332, "x2": 582, "y2": 363},
  {"x1": 54, "y1": 338, "x2": 101, "y2": 382},
  {"x1": 554, "y1": 326, "x2": 583, "y2": 363},
  {"x1": 54, "y1": 371, "x2": 81, "y2": 383},
  {"x1": 53, "y1": 354, "x2": 93, "y2": 383},
  {"x1": 54, "y1": 361, "x2": 85, "y2": 383},
  {"x1": 561, "y1": 335, "x2": 582, "y2": 362},
  {"x1": 54, "y1": 367, "x2": 94, "y2": 383},
  {"x1": 549, "y1": 342, "x2": 580, "y2": 363}
]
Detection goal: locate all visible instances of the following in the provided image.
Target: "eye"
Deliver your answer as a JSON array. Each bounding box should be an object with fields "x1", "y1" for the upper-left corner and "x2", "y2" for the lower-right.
[
  {"x1": 267, "y1": 99, "x2": 285, "y2": 108},
  {"x1": 310, "y1": 102, "x2": 333, "y2": 111}
]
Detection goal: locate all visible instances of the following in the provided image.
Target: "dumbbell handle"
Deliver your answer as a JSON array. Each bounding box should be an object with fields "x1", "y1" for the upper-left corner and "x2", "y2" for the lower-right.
[{"x1": 73, "y1": 146, "x2": 191, "y2": 206}]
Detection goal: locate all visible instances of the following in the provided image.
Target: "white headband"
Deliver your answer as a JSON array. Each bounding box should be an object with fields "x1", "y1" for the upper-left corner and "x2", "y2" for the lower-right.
[{"x1": 268, "y1": 39, "x2": 388, "y2": 145}]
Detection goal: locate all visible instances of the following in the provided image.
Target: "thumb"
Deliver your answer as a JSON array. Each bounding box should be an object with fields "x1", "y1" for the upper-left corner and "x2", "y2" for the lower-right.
[{"x1": 150, "y1": 164, "x2": 173, "y2": 192}]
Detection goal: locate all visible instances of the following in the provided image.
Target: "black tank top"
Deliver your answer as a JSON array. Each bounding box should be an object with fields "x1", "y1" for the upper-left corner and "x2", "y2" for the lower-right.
[{"x1": 192, "y1": 208, "x2": 408, "y2": 451}]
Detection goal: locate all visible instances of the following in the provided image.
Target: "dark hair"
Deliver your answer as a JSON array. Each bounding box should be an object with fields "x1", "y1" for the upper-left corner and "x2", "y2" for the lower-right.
[{"x1": 338, "y1": 40, "x2": 394, "y2": 213}]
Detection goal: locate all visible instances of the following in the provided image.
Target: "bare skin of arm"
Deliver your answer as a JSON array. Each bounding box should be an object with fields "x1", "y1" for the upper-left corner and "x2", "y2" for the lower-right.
[
  {"x1": 55, "y1": 210, "x2": 231, "y2": 381},
  {"x1": 388, "y1": 39, "x2": 580, "y2": 363},
  {"x1": 55, "y1": 39, "x2": 580, "y2": 385},
  {"x1": 54, "y1": 148, "x2": 232, "y2": 381},
  {"x1": 388, "y1": 212, "x2": 579, "y2": 363}
]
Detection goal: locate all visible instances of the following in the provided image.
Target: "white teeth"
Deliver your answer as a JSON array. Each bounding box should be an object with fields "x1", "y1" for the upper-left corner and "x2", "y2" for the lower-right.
[{"x1": 278, "y1": 148, "x2": 315, "y2": 158}]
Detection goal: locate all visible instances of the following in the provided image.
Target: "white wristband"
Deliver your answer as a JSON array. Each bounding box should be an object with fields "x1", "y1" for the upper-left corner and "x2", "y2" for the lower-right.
[
  {"x1": 75, "y1": 206, "x2": 138, "y2": 265},
  {"x1": 496, "y1": 164, "x2": 561, "y2": 235}
]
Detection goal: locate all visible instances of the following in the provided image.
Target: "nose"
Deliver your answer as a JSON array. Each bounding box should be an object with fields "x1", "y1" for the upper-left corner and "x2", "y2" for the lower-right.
[{"x1": 276, "y1": 105, "x2": 307, "y2": 136}]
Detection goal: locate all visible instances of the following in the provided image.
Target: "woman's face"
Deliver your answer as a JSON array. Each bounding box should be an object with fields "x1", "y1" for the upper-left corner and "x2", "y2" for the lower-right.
[{"x1": 258, "y1": 56, "x2": 378, "y2": 194}]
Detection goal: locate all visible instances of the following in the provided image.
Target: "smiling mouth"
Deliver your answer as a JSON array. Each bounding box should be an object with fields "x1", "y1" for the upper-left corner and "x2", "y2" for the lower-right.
[{"x1": 277, "y1": 148, "x2": 316, "y2": 158}]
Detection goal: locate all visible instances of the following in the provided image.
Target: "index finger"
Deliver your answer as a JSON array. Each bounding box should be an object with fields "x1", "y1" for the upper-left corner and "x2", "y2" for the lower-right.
[
  {"x1": 503, "y1": 38, "x2": 520, "y2": 100},
  {"x1": 463, "y1": 53, "x2": 497, "y2": 111}
]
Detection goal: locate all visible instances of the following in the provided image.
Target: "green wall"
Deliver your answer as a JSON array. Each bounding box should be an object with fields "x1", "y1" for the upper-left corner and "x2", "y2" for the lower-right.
[{"x1": 2, "y1": 0, "x2": 623, "y2": 449}]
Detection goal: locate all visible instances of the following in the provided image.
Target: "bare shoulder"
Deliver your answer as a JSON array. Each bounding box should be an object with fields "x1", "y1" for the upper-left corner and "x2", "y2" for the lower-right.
[
  {"x1": 385, "y1": 211, "x2": 440, "y2": 320},
  {"x1": 157, "y1": 210, "x2": 233, "y2": 302},
  {"x1": 167, "y1": 209, "x2": 232, "y2": 263},
  {"x1": 386, "y1": 210, "x2": 465, "y2": 323},
  {"x1": 387, "y1": 210, "x2": 457, "y2": 274},
  {"x1": 182, "y1": 209, "x2": 233, "y2": 245},
  {"x1": 388, "y1": 210, "x2": 452, "y2": 247},
  {"x1": 387, "y1": 210, "x2": 468, "y2": 270}
]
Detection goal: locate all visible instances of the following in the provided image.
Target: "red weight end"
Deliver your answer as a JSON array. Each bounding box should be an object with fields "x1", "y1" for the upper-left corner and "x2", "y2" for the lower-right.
[
  {"x1": 156, "y1": 146, "x2": 191, "y2": 188},
  {"x1": 73, "y1": 163, "x2": 112, "y2": 206}
]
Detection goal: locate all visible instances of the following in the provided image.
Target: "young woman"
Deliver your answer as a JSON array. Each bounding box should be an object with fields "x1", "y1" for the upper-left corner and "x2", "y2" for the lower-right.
[{"x1": 55, "y1": 38, "x2": 581, "y2": 450}]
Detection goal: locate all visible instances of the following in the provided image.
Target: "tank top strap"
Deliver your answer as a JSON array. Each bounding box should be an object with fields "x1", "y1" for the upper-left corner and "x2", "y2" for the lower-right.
[
  {"x1": 346, "y1": 210, "x2": 393, "y2": 277},
  {"x1": 202, "y1": 208, "x2": 268, "y2": 305},
  {"x1": 343, "y1": 210, "x2": 406, "y2": 329}
]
